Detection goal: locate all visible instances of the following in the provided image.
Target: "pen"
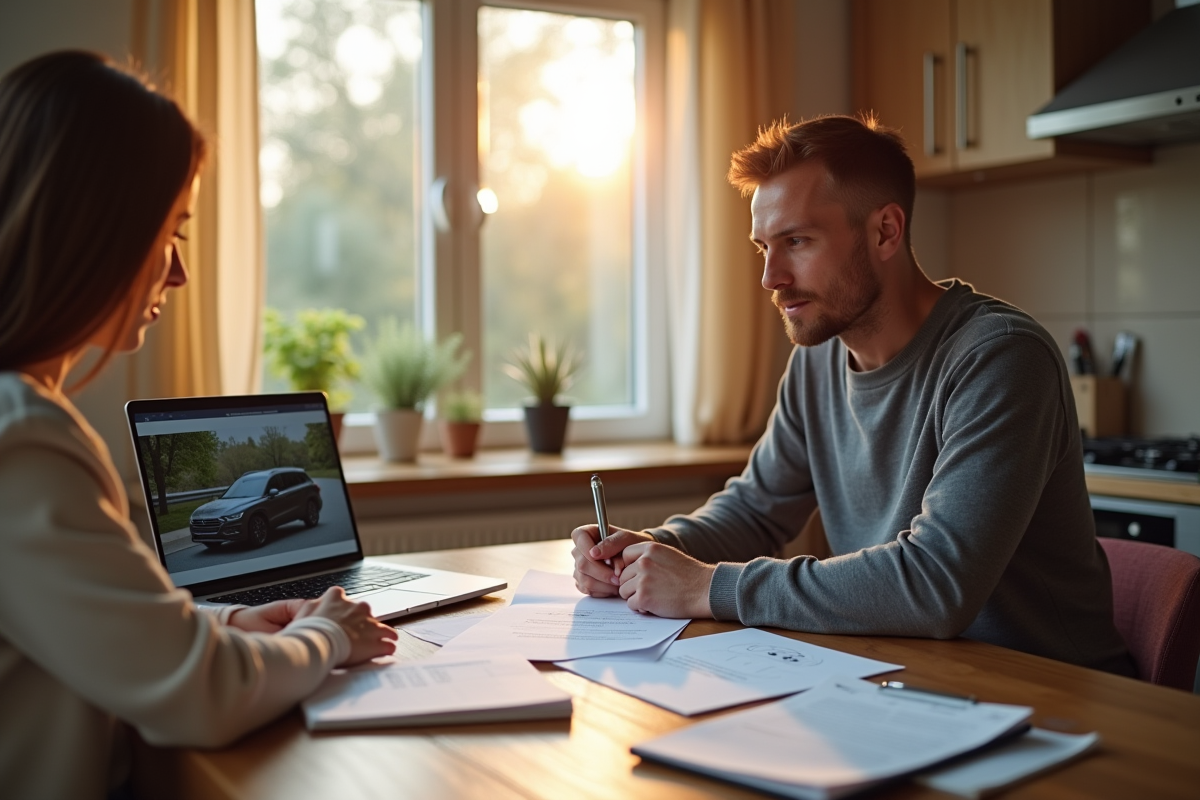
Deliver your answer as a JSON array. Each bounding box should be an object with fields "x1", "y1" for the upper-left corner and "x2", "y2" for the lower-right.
[
  {"x1": 879, "y1": 681, "x2": 976, "y2": 704},
  {"x1": 590, "y1": 474, "x2": 611, "y2": 543}
]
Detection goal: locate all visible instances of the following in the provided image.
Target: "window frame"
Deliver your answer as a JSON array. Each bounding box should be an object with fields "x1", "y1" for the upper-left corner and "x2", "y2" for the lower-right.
[{"x1": 307, "y1": 0, "x2": 669, "y2": 453}]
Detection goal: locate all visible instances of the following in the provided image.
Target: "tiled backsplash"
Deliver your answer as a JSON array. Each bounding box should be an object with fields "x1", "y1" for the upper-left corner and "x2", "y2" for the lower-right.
[{"x1": 945, "y1": 143, "x2": 1200, "y2": 438}]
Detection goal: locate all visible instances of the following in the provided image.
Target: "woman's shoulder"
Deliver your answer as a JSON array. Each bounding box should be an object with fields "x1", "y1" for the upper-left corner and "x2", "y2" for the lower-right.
[
  {"x1": 0, "y1": 372, "x2": 75, "y2": 429},
  {"x1": 0, "y1": 372, "x2": 86, "y2": 444},
  {"x1": 0, "y1": 372, "x2": 124, "y2": 500}
]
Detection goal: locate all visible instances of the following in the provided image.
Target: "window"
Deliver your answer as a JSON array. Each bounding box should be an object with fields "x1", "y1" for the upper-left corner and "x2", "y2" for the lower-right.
[{"x1": 256, "y1": 0, "x2": 667, "y2": 449}]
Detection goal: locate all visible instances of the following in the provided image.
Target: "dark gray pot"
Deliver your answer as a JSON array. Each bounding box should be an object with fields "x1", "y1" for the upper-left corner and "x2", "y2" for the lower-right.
[{"x1": 523, "y1": 404, "x2": 570, "y2": 454}]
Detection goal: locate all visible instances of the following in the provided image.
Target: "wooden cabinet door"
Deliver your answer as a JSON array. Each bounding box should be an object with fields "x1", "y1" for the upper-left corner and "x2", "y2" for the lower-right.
[
  {"x1": 853, "y1": 0, "x2": 954, "y2": 178},
  {"x1": 954, "y1": 0, "x2": 1055, "y2": 171}
]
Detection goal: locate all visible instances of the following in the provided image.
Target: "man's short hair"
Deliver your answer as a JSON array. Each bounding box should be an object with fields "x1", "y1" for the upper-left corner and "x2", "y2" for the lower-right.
[{"x1": 727, "y1": 114, "x2": 916, "y2": 241}]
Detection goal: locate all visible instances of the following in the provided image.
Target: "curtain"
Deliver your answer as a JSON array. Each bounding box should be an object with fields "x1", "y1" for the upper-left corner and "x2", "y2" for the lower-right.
[
  {"x1": 129, "y1": 0, "x2": 264, "y2": 399},
  {"x1": 666, "y1": 0, "x2": 797, "y2": 445}
]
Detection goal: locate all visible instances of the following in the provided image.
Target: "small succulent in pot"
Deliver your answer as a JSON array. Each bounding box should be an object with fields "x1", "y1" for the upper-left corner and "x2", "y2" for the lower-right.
[
  {"x1": 504, "y1": 334, "x2": 582, "y2": 454},
  {"x1": 503, "y1": 333, "x2": 582, "y2": 407},
  {"x1": 360, "y1": 320, "x2": 471, "y2": 462}
]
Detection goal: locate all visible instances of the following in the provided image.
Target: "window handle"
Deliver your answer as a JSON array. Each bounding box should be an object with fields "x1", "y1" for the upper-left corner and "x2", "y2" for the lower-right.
[{"x1": 430, "y1": 176, "x2": 452, "y2": 232}]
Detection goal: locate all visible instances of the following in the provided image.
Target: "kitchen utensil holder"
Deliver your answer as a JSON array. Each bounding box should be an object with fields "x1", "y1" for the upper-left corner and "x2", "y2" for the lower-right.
[{"x1": 1070, "y1": 376, "x2": 1126, "y2": 437}]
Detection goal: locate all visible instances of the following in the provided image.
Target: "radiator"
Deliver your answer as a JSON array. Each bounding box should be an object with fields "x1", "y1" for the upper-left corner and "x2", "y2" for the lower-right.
[{"x1": 356, "y1": 495, "x2": 710, "y2": 556}]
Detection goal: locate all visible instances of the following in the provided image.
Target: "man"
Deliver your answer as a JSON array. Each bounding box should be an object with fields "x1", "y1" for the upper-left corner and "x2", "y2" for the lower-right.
[{"x1": 571, "y1": 115, "x2": 1133, "y2": 675}]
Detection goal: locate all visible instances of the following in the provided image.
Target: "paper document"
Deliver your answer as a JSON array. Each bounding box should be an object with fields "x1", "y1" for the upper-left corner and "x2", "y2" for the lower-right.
[
  {"x1": 916, "y1": 727, "x2": 1099, "y2": 798},
  {"x1": 302, "y1": 652, "x2": 572, "y2": 730},
  {"x1": 438, "y1": 601, "x2": 689, "y2": 661},
  {"x1": 399, "y1": 613, "x2": 487, "y2": 646},
  {"x1": 510, "y1": 569, "x2": 587, "y2": 604},
  {"x1": 632, "y1": 676, "x2": 1032, "y2": 800},
  {"x1": 558, "y1": 628, "x2": 902, "y2": 715},
  {"x1": 437, "y1": 569, "x2": 690, "y2": 662}
]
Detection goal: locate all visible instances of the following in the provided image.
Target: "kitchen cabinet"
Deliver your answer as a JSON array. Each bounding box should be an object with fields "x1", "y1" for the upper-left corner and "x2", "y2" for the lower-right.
[{"x1": 853, "y1": 0, "x2": 1153, "y2": 187}]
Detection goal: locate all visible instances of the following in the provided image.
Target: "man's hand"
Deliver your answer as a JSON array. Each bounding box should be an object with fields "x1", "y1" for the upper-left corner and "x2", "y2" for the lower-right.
[
  {"x1": 617, "y1": 541, "x2": 715, "y2": 619},
  {"x1": 227, "y1": 600, "x2": 307, "y2": 633},
  {"x1": 570, "y1": 524, "x2": 653, "y2": 597}
]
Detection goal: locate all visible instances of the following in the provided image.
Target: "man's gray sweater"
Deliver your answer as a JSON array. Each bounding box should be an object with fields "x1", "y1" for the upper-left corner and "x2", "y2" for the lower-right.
[{"x1": 649, "y1": 280, "x2": 1134, "y2": 675}]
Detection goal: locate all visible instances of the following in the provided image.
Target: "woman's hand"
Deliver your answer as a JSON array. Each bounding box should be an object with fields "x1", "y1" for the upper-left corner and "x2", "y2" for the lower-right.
[
  {"x1": 226, "y1": 600, "x2": 307, "y2": 633},
  {"x1": 294, "y1": 587, "x2": 397, "y2": 665}
]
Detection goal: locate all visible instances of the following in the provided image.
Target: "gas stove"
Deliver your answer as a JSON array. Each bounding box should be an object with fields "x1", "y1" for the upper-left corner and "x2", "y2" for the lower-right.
[{"x1": 1082, "y1": 436, "x2": 1200, "y2": 483}]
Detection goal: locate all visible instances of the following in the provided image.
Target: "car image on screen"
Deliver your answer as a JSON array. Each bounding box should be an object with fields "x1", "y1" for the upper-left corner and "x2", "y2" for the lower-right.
[{"x1": 189, "y1": 467, "x2": 322, "y2": 549}]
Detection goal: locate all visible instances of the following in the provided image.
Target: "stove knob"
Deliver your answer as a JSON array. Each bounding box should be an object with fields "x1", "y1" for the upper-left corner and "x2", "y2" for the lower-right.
[{"x1": 1127, "y1": 522, "x2": 1141, "y2": 538}]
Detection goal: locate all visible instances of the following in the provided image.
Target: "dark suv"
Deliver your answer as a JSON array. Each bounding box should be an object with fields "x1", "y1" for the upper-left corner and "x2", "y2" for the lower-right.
[{"x1": 190, "y1": 467, "x2": 322, "y2": 549}]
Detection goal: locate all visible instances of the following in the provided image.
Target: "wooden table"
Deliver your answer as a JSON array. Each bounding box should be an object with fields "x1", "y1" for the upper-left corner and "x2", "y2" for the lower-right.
[{"x1": 133, "y1": 540, "x2": 1200, "y2": 800}]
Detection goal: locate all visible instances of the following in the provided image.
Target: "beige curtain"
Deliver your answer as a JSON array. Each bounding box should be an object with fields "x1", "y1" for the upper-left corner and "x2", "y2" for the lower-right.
[
  {"x1": 129, "y1": 0, "x2": 264, "y2": 399},
  {"x1": 666, "y1": 0, "x2": 797, "y2": 445}
]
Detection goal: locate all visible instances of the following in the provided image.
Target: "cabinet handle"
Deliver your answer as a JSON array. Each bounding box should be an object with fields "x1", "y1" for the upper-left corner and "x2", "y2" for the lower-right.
[
  {"x1": 923, "y1": 51, "x2": 941, "y2": 156},
  {"x1": 955, "y1": 41, "x2": 974, "y2": 150}
]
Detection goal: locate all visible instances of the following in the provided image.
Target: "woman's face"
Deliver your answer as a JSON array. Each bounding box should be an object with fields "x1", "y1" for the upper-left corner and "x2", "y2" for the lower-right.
[{"x1": 91, "y1": 176, "x2": 198, "y2": 353}]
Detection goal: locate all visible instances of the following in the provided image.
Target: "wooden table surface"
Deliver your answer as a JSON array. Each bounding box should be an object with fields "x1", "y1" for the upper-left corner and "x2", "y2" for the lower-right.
[{"x1": 133, "y1": 540, "x2": 1200, "y2": 800}]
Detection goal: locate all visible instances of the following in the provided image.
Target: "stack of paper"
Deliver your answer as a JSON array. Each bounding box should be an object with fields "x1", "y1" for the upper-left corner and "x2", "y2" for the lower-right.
[
  {"x1": 632, "y1": 677, "x2": 1033, "y2": 800},
  {"x1": 302, "y1": 652, "x2": 572, "y2": 731}
]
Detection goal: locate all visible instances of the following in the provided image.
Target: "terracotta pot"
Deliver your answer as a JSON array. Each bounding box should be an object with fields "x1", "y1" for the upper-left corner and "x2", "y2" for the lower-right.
[
  {"x1": 439, "y1": 420, "x2": 482, "y2": 458},
  {"x1": 373, "y1": 408, "x2": 423, "y2": 462},
  {"x1": 522, "y1": 404, "x2": 570, "y2": 454}
]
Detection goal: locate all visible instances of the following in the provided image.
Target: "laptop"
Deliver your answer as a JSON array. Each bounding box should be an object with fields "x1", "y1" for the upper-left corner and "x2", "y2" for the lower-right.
[{"x1": 125, "y1": 392, "x2": 506, "y2": 621}]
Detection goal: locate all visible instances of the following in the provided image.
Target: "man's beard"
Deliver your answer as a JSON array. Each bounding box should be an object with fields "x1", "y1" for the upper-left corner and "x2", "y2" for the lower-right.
[{"x1": 772, "y1": 234, "x2": 882, "y2": 347}]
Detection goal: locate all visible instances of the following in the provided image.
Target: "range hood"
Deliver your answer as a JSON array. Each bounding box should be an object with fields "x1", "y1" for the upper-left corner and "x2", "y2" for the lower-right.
[{"x1": 1027, "y1": 3, "x2": 1200, "y2": 146}]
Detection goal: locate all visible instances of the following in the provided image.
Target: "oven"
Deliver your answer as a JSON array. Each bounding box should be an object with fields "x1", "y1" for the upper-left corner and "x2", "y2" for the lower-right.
[
  {"x1": 1088, "y1": 494, "x2": 1200, "y2": 557},
  {"x1": 1083, "y1": 436, "x2": 1200, "y2": 556}
]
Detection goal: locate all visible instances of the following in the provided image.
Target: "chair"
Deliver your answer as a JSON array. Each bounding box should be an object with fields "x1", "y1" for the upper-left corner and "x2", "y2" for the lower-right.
[{"x1": 1098, "y1": 537, "x2": 1200, "y2": 691}]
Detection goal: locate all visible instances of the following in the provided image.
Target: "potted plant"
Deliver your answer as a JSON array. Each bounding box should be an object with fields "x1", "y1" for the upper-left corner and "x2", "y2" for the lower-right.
[
  {"x1": 360, "y1": 319, "x2": 470, "y2": 462},
  {"x1": 438, "y1": 390, "x2": 484, "y2": 459},
  {"x1": 262, "y1": 307, "x2": 364, "y2": 444},
  {"x1": 504, "y1": 333, "x2": 582, "y2": 454}
]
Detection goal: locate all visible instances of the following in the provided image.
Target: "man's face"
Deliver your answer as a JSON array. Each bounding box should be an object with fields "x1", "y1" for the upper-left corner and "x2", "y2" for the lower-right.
[{"x1": 750, "y1": 161, "x2": 881, "y2": 347}]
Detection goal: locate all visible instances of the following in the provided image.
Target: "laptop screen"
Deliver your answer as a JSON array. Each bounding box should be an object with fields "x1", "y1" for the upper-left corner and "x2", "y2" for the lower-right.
[{"x1": 127, "y1": 394, "x2": 361, "y2": 590}]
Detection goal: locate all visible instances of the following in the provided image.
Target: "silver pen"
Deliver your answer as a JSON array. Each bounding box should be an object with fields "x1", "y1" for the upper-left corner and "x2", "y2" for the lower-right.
[
  {"x1": 879, "y1": 681, "x2": 976, "y2": 704},
  {"x1": 590, "y1": 473, "x2": 610, "y2": 542}
]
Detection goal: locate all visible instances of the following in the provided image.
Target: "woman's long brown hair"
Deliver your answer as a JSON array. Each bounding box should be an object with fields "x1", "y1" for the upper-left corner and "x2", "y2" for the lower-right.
[{"x1": 0, "y1": 50, "x2": 207, "y2": 384}]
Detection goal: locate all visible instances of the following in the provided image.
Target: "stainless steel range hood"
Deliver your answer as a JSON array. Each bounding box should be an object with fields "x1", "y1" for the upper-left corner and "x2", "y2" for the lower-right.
[{"x1": 1027, "y1": 3, "x2": 1200, "y2": 146}]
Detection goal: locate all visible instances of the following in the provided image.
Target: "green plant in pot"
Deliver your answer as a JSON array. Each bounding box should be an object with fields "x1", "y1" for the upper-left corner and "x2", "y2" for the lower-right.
[
  {"x1": 504, "y1": 333, "x2": 582, "y2": 454},
  {"x1": 262, "y1": 307, "x2": 364, "y2": 445},
  {"x1": 360, "y1": 319, "x2": 470, "y2": 462},
  {"x1": 438, "y1": 390, "x2": 484, "y2": 459}
]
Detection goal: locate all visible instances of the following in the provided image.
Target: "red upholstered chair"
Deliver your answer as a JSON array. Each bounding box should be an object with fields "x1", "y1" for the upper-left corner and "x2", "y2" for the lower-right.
[{"x1": 1098, "y1": 537, "x2": 1200, "y2": 691}]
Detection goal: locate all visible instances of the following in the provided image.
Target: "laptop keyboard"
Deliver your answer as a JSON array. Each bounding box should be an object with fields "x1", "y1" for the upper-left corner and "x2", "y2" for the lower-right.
[{"x1": 208, "y1": 566, "x2": 426, "y2": 605}]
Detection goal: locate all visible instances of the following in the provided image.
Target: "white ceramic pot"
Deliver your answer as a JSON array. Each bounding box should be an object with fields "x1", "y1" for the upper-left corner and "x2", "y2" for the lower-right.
[{"x1": 373, "y1": 408, "x2": 424, "y2": 462}]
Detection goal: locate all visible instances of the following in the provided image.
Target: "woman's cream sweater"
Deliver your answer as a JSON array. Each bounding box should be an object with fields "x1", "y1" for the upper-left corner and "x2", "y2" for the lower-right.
[{"x1": 0, "y1": 374, "x2": 349, "y2": 799}]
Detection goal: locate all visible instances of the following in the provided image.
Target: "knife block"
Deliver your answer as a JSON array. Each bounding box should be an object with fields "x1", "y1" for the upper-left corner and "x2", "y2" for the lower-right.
[{"x1": 1070, "y1": 376, "x2": 1126, "y2": 437}]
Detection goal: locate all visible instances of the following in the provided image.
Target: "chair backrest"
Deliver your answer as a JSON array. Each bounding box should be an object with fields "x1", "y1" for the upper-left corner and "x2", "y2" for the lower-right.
[{"x1": 1098, "y1": 537, "x2": 1200, "y2": 691}]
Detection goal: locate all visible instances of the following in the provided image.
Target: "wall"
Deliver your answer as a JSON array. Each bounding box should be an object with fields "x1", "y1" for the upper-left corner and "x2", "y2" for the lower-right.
[
  {"x1": 0, "y1": 0, "x2": 132, "y2": 71},
  {"x1": 945, "y1": 143, "x2": 1200, "y2": 437}
]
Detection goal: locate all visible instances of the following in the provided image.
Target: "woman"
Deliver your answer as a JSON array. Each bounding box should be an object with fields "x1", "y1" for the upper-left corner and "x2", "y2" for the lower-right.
[{"x1": 0, "y1": 51, "x2": 396, "y2": 799}]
